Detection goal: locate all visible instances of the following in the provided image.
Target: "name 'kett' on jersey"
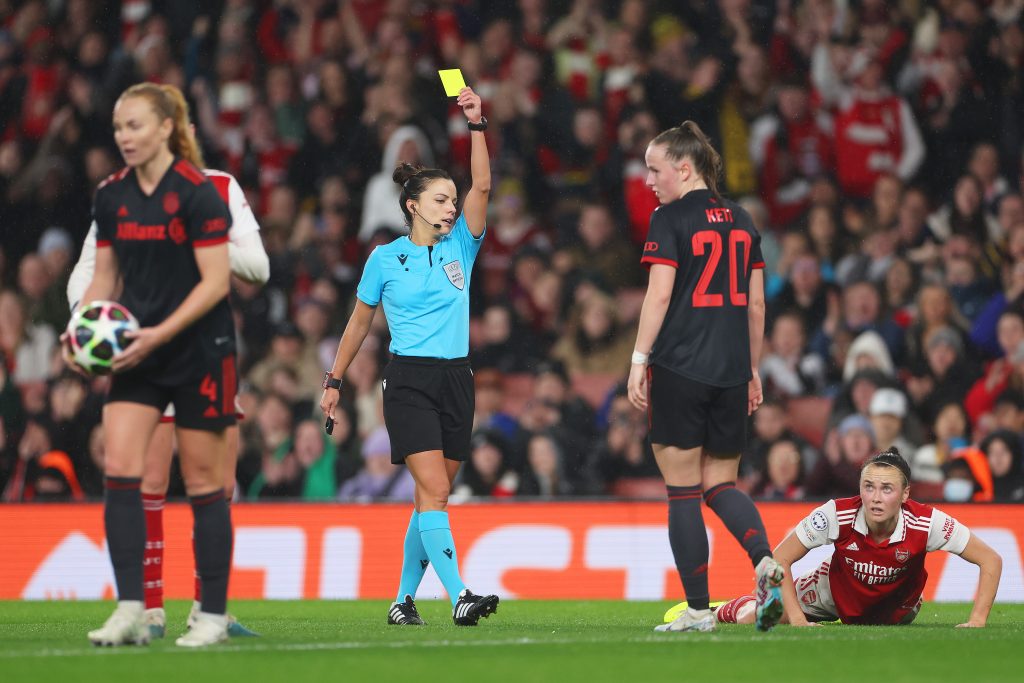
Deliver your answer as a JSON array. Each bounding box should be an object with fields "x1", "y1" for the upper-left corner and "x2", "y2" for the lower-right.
[{"x1": 640, "y1": 189, "x2": 764, "y2": 387}]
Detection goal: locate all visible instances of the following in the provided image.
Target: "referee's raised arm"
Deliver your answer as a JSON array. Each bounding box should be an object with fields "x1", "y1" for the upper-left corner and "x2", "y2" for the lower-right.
[{"x1": 459, "y1": 87, "x2": 490, "y2": 237}]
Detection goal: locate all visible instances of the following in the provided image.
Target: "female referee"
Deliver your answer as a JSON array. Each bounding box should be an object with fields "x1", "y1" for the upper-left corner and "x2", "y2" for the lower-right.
[
  {"x1": 320, "y1": 86, "x2": 499, "y2": 626},
  {"x1": 67, "y1": 83, "x2": 236, "y2": 648},
  {"x1": 627, "y1": 121, "x2": 784, "y2": 633},
  {"x1": 66, "y1": 84, "x2": 267, "y2": 640}
]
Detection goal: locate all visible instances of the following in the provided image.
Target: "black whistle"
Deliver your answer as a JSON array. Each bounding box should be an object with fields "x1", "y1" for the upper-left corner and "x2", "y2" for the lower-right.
[{"x1": 325, "y1": 416, "x2": 335, "y2": 435}]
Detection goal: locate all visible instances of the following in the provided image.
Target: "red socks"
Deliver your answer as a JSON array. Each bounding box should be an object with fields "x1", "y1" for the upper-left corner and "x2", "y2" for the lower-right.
[
  {"x1": 716, "y1": 594, "x2": 755, "y2": 623},
  {"x1": 142, "y1": 493, "x2": 165, "y2": 610}
]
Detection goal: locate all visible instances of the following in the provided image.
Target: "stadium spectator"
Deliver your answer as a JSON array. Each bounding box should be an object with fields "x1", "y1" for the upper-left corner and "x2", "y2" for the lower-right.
[
  {"x1": 813, "y1": 44, "x2": 925, "y2": 199},
  {"x1": 551, "y1": 291, "x2": 633, "y2": 374},
  {"x1": 749, "y1": 75, "x2": 832, "y2": 228},
  {"x1": 583, "y1": 387, "x2": 657, "y2": 494},
  {"x1": 807, "y1": 414, "x2": 876, "y2": 499},
  {"x1": 0, "y1": 289, "x2": 57, "y2": 386},
  {"x1": 906, "y1": 326, "x2": 980, "y2": 424},
  {"x1": 471, "y1": 369, "x2": 520, "y2": 442},
  {"x1": 980, "y1": 429, "x2": 1024, "y2": 502},
  {"x1": 752, "y1": 439, "x2": 806, "y2": 501},
  {"x1": 868, "y1": 387, "x2": 916, "y2": 455},
  {"x1": 943, "y1": 447, "x2": 995, "y2": 503},
  {"x1": 964, "y1": 310, "x2": 1024, "y2": 427},
  {"x1": 759, "y1": 311, "x2": 826, "y2": 398},
  {"x1": 518, "y1": 431, "x2": 574, "y2": 497},
  {"x1": 911, "y1": 401, "x2": 971, "y2": 486},
  {"x1": 451, "y1": 430, "x2": 518, "y2": 500},
  {"x1": 471, "y1": 303, "x2": 540, "y2": 374},
  {"x1": 336, "y1": 425, "x2": 414, "y2": 502},
  {"x1": 558, "y1": 202, "x2": 642, "y2": 290}
]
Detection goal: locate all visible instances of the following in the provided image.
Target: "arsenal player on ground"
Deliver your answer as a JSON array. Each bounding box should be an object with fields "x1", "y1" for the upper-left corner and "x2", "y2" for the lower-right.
[
  {"x1": 67, "y1": 84, "x2": 267, "y2": 641},
  {"x1": 627, "y1": 120, "x2": 784, "y2": 633},
  {"x1": 65, "y1": 83, "x2": 237, "y2": 648},
  {"x1": 715, "y1": 449, "x2": 1003, "y2": 627}
]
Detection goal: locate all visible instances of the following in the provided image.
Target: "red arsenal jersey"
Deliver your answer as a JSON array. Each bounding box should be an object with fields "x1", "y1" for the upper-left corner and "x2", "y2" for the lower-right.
[{"x1": 794, "y1": 496, "x2": 971, "y2": 624}]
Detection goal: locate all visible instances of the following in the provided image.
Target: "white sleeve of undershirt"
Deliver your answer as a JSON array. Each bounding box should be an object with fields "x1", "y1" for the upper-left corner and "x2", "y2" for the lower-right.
[
  {"x1": 67, "y1": 221, "x2": 98, "y2": 311},
  {"x1": 229, "y1": 231, "x2": 270, "y2": 285}
]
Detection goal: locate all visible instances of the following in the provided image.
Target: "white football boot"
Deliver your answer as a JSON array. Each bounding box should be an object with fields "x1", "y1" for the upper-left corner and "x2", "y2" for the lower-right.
[
  {"x1": 88, "y1": 601, "x2": 150, "y2": 646},
  {"x1": 175, "y1": 612, "x2": 228, "y2": 648},
  {"x1": 654, "y1": 606, "x2": 717, "y2": 632}
]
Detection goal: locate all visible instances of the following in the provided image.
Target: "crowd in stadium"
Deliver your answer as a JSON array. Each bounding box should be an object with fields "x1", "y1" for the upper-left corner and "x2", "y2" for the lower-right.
[{"x1": 1, "y1": 0, "x2": 1024, "y2": 503}]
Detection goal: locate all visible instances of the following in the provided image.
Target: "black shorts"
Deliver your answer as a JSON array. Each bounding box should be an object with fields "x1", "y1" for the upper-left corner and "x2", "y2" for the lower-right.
[
  {"x1": 647, "y1": 364, "x2": 747, "y2": 454},
  {"x1": 107, "y1": 354, "x2": 238, "y2": 432},
  {"x1": 382, "y1": 355, "x2": 474, "y2": 464}
]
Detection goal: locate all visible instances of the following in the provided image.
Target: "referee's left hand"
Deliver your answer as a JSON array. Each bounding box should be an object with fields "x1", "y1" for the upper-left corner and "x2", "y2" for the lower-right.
[
  {"x1": 627, "y1": 363, "x2": 647, "y2": 411},
  {"x1": 111, "y1": 327, "x2": 164, "y2": 373}
]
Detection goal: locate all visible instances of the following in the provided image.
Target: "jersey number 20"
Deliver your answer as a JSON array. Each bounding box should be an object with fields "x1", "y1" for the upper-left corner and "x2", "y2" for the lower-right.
[{"x1": 691, "y1": 230, "x2": 752, "y2": 308}]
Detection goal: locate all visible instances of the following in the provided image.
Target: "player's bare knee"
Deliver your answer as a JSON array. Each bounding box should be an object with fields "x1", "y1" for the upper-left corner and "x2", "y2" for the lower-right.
[{"x1": 103, "y1": 451, "x2": 142, "y2": 478}]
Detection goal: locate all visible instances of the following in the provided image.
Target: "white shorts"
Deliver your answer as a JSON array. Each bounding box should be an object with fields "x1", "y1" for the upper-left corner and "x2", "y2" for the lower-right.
[
  {"x1": 795, "y1": 561, "x2": 922, "y2": 625},
  {"x1": 160, "y1": 396, "x2": 245, "y2": 423},
  {"x1": 794, "y1": 561, "x2": 839, "y2": 622}
]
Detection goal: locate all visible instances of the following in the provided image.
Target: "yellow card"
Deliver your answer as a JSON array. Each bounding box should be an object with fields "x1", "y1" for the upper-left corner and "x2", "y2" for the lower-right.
[{"x1": 438, "y1": 68, "x2": 467, "y2": 97}]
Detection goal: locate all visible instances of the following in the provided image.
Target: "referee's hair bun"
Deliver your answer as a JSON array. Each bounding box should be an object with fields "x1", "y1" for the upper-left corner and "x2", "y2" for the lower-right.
[{"x1": 393, "y1": 162, "x2": 425, "y2": 187}]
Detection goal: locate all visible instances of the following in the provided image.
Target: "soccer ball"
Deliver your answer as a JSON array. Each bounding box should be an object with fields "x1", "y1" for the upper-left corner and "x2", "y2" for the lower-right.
[{"x1": 67, "y1": 300, "x2": 139, "y2": 375}]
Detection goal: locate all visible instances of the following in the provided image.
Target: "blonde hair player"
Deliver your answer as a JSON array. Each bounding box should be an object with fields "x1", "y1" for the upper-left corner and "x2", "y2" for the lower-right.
[
  {"x1": 67, "y1": 84, "x2": 268, "y2": 641},
  {"x1": 64, "y1": 83, "x2": 250, "y2": 648}
]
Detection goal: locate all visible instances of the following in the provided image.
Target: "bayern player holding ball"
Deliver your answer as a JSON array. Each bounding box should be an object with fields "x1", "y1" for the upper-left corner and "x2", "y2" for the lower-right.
[
  {"x1": 67, "y1": 84, "x2": 268, "y2": 640},
  {"x1": 65, "y1": 83, "x2": 237, "y2": 648},
  {"x1": 320, "y1": 86, "x2": 499, "y2": 627},
  {"x1": 714, "y1": 449, "x2": 1003, "y2": 627}
]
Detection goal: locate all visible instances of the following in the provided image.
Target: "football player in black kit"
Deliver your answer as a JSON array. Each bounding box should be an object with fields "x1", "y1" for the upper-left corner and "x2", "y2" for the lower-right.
[
  {"x1": 66, "y1": 83, "x2": 236, "y2": 648},
  {"x1": 626, "y1": 121, "x2": 785, "y2": 633}
]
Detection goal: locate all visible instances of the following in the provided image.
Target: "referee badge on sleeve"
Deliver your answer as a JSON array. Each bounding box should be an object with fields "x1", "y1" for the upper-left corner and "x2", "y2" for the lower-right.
[{"x1": 443, "y1": 260, "x2": 465, "y2": 290}]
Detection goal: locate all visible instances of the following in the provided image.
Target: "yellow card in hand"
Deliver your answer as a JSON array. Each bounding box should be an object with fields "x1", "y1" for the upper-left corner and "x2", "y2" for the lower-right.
[{"x1": 438, "y1": 68, "x2": 467, "y2": 97}]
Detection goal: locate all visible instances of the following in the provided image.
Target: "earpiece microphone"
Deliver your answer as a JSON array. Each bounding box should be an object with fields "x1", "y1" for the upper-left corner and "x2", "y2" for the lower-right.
[{"x1": 414, "y1": 210, "x2": 442, "y2": 230}]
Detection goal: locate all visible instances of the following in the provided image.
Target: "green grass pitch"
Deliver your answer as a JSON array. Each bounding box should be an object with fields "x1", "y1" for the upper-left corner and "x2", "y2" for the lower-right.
[{"x1": 1, "y1": 600, "x2": 1021, "y2": 683}]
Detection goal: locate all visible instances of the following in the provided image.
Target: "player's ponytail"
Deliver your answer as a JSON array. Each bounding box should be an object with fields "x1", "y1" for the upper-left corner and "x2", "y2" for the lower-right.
[
  {"x1": 393, "y1": 162, "x2": 452, "y2": 228},
  {"x1": 117, "y1": 83, "x2": 205, "y2": 169},
  {"x1": 160, "y1": 84, "x2": 205, "y2": 169},
  {"x1": 651, "y1": 120, "x2": 723, "y2": 199}
]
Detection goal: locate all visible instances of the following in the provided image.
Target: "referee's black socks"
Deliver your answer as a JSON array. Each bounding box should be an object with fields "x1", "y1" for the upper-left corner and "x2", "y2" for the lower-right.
[
  {"x1": 666, "y1": 484, "x2": 710, "y2": 611},
  {"x1": 104, "y1": 476, "x2": 146, "y2": 602},
  {"x1": 703, "y1": 482, "x2": 771, "y2": 568},
  {"x1": 190, "y1": 489, "x2": 233, "y2": 615}
]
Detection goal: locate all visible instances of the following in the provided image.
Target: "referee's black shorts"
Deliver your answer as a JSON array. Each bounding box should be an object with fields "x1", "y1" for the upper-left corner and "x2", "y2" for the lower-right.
[
  {"x1": 382, "y1": 355, "x2": 474, "y2": 464},
  {"x1": 647, "y1": 364, "x2": 747, "y2": 455}
]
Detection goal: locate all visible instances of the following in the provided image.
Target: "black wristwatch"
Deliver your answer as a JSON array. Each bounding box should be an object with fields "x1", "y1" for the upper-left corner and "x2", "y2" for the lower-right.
[
  {"x1": 322, "y1": 372, "x2": 343, "y2": 391},
  {"x1": 467, "y1": 116, "x2": 488, "y2": 131}
]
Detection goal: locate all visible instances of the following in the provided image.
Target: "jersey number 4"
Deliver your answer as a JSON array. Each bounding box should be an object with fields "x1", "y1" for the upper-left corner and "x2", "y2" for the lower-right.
[
  {"x1": 200, "y1": 375, "x2": 218, "y2": 403},
  {"x1": 691, "y1": 230, "x2": 751, "y2": 308}
]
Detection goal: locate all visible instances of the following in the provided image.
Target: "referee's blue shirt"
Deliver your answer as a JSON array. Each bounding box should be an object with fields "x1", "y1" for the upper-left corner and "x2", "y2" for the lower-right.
[{"x1": 356, "y1": 214, "x2": 484, "y2": 358}]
